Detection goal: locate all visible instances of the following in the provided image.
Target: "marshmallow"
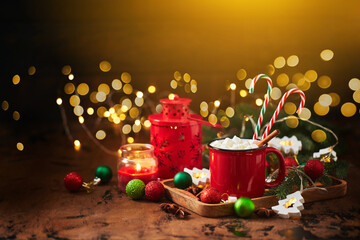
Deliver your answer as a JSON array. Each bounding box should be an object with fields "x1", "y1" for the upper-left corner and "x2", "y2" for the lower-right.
[{"x1": 210, "y1": 137, "x2": 259, "y2": 150}]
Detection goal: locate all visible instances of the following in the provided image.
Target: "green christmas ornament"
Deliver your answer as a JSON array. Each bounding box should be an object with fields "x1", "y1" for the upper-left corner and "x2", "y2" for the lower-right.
[
  {"x1": 234, "y1": 197, "x2": 255, "y2": 218},
  {"x1": 173, "y1": 172, "x2": 192, "y2": 189},
  {"x1": 95, "y1": 165, "x2": 113, "y2": 184},
  {"x1": 126, "y1": 179, "x2": 145, "y2": 200}
]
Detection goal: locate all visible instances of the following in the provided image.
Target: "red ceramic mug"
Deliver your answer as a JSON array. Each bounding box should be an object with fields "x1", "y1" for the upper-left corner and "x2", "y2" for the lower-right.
[{"x1": 208, "y1": 140, "x2": 286, "y2": 198}]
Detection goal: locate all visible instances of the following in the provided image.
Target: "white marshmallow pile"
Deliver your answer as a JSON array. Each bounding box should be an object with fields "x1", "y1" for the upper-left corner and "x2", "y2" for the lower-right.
[{"x1": 210, "y1": 136, "x2": 259, "y2": 150}]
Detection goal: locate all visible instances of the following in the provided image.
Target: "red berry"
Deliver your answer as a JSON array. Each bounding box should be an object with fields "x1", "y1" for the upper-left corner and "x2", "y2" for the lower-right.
[
  {"x1": 304, "y1": 159, "x2": 324, "y2": 181},
  {"x1": 200, "y1": 187, "x2": 221, "y2": 204},
  {"x1": 284, "y1": 157, "x2": 298, "y2": 174},
  {"x1": 64, "y1": 172, "x2": 83, "y2": 192},
  {"x1": 145, "y1": 181, "x2": 165, "y2": 201}
]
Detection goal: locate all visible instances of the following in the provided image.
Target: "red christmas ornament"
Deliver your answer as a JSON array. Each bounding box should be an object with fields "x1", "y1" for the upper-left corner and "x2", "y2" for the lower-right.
[
  {"x1": 304, "y1": 159, "x2": 324, "y2": 181},
  {"x1": 145, "y1": 181, "x2": 165, "y2": 201},
  {"x1": 284, "y1": 157, "x2": 298, "y2": 174},
  {"x1": 200, "y1": 187, "x2": 221, "y2": 204},
  {"x1": 64, "y1": 172, "x2": 83, "y2": 192}
]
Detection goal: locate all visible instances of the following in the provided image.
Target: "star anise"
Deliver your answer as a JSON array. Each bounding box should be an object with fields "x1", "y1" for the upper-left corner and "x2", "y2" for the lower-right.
[
  {"x1": 160, "y1": 203, "x2": 191, "y2": 219},
  {"x1": 184, "y1": 186, "x2": 203, "y2": 196},
  {"x1": 255, "y1": 208, "x2": 276, "y2": 218}
]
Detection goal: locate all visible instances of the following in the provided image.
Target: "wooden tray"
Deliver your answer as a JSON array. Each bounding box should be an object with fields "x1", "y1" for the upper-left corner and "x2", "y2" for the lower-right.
[{"x1": 162, "y1": 176, "x2": 347, "y2": 218}]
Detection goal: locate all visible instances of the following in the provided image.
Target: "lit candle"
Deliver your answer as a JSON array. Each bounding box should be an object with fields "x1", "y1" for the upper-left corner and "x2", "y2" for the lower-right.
[{"x1": 117, "y1": 144, "x2": 158, "y2": 192}]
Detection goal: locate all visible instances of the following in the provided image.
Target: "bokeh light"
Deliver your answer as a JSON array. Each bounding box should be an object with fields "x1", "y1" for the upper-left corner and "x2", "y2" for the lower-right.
[
  {"x1": 135, "y1": 97, "x2": 144, "y2": 107},
  {"x1": 299, "y1": 81, "x2": 311, "y2": 91},
  {"x1": 314, "y1": 102, "x2": 329, "y2": 116},
  {"x1": 129, "y1": 107, "x2": 139, "y2": 119},
  {"x1": 64, "y1": 83, "x2": 75, "y2": 94},
  {"x1": 317, "y1": 76, "x2": 332, "y2": 89},
  {"x1": 68, "y1": 74, "x2": 74, "y2": 80},
  {"x1": 132, "y1": 123, "x2": 141, "y2": 133},
  {"x1": 56, "y1": 98, "x2": 62, "y2": 105},
  {"x1": 304, "y1": 70, "x2": 318, "y2": 82},
  {"x1": 319, "y1": 94, "x2": 332, "y2": 107},
  {"x1": 292, "y1": 73, "x2": 305, "y2": 86},
  {"x1": 90, "y1": 92, "x2": 98, "y2": 103},
  {"x1": 12, "y1": 75, "x2": 20, "y2": 85},
  {"x1": 16, "y1": 142, "x2": 24, "y2": 151},
  {"x1": 183, "y1": 73, "x2": 191, "y2": 83},
  {"x1": 320, "y1": 49, "x2": 334, "y2": 61},
  {"x1": 73, "y1": 105, "x2": 84, "y2": 116},
  {"x1": 245, "y1": 78, "x2": 252, "y2": 89},
  {"x1": 225, "y1": 107, "x2": 235, "y2": 118},
  {"x1": 230, "y1": 83, "x2": 236, "y2": 90},
  {"x1": 277, "y1": 73, "x2": 289, "y2": 87},
  {"x1": 341, "y1": 102, "x2": 356, "y2": 117},
  {"x1": 265, "y1": 64, "x2": 275, "y2": 76},
  {"x1": 28, "y1": 66, "x2": 36, "y2": 75},
  {"x1": 78, "y1": 116, "x2": 84, "y2": 124},
  {"x1": 298, "y1": 107, "x2": 311, "y2": 120},
  {"x1": 96, "y1": 130, "x2": 106, "y2": 140},
  {"x1": 329, "y1": 93, "x2": 340, "y2": 107},
  {"x1": 98, "y1": 83, "x2": 110, "y2": 95},
  {"x1": 184, "y1": 84, "x2": 191, "y2": 93},
  {"x1": 284, "y1": 102, "x2": 296, "y2": 115},
  {"x1": 312, "y1": 129, "x2": 327, "y2": 142},
  {"x1": 286, "y1": 83, "x2": 298, "y2": 90},
  {"x1": 13, "y1": 111, "x2": 20, "y2": 121},
  {"x1": 74, "y1": 140, "x2": 81, "y2": 150},
  {"x1": 87, "y1": 107, "x2": 94, "y2": 115},
  {"x1": 287, "y1": 55, "x2": 299, "y2": 67},
  {"x1": 220, "y1": 116, "x2": 230, "y2": 128},
  {"x1": 77, "y1": 83, "x2": 89, "y2": 96},
  {"x1": 122, "y1": 124, "x2": 132, "y2": 134},
  {"x1": 97, "y1": 106, "x2": 107, "y2": 117},
  {"x1": 236, "y1": 69, "x2": 247, "y2": 80},
  {"x1": 255, "y1": 98, "x2": 263, "y2": 106},
  {"x1": 127, "y1": 137, "x2": 134, "y2": 144},
  {"x1": 285, "y1": 116, "x2": 299, "y2": 128},
  {"x1": 144, "y1": 120, "x2": 151, "y2": 128},
  {"x1": 349, "y1": 78, "x2": 360, "y2": 91},
  {"x1": 62, "y1": 65, "x2": 71, "y2": 75},
  {"x1": 69, "y1": 95, "x2": 80, "y2": 107},
  {"x1": 214, "y1": 100, "x2": 220, "y2": 107},
  {"x1": 121, "y1": 72, "x2": 131, "y2": 83},
  {"x1": 170, "y1": 80, "x2": 177, "y2": 89},
  {"x1": 112, "y1": 79, "x2": 122, "y2": 90},
  {"x1": 353, "y1": 90, "x2": 360, "y2": 103},
  {"x1": 99, "y1": 61, "x2": 111, "y2": 72},
  {"x1": 96, "y1": 92, "x2": 106, "y2": 102},
  {"x1": 239, "y1": 89, "x2": 248, "y2": 97},
  {"x1": 174, "y1": 71, "x2": 182, "y2": 81},
  {"x1": 148, "y1": 85, "x2": 156, "y2": 94},
  {"x1": 200, "y1": 101, "x2": 208, "y2": 111},
  {"x1": 123, "y1": 84, "x2": 133, "y2": 95},
  {"x1": 2, "y1": 100, "x2": 9, "y2": 111},
  {"x1": 274, "y1": 56, "x2": 286, "y2": 69},
  {"x1": 270, "y1": 87, "x2": 282, "y2": 100},
  {"x1": 208, "y1": 114, "x2": 218, "y2": 125}
]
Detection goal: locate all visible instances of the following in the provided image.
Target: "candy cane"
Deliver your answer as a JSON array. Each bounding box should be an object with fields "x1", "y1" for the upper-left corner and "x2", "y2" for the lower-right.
[
  {"x1": 249, "y1": 74, "x2": 273, "y2": 140},
  {"x1": 262, "y1": 88, "x2": 306, "y2": 139}
]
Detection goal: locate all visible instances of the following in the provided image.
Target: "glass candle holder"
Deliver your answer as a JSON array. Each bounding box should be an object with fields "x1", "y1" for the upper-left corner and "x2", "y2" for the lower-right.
[{"x1": 117, "y1": 143, "x2": 158, "y2": 192}]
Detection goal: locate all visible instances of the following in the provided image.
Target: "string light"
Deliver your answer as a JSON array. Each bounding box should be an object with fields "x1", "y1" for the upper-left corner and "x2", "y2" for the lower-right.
[{"x1": 74, "y1": 140, "x2": 81, "y2": 151}]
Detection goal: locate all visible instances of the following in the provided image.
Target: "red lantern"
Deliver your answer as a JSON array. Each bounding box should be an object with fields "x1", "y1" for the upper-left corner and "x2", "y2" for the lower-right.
[{"x1": 149, "y1": 95, "x2": 221, "y2": 179}]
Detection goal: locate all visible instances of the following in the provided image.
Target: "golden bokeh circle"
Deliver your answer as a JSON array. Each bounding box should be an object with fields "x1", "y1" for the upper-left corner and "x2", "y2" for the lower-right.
[
  {"x1": 226, "y1": 107, "x2": 235, "y2": 118},
  {"x1": 312, "y1": 129, "x2": 327, "y2": 142},
  {"x1": 174, "y1": 71, "x2": 182, "y2": 81},
  {"x1": 317, "y1": 76, "x2": 332, "y2": 89},
  {"x1": 208, "y1": 114, "x2": 218, "y2": 125},
  {"x1": 183, "y1": 73, "x2": 191, "y2": 83},
  {"x1": 96, "y1": 130, "x2": 106, "y2": 140},
  {"x1": 239, "y1": 89, "x2": 248, "y2": 97},
  {"x1": 320, "y1": 49, "x2": 334, "y2": 61},
  {"x1": 319, "y1": 94, "x2": 332, "y2": 107},
  {"x1": 287, "y1": 55, "x2": 299, "y2": 67},
  {"x1": 28, "y1": 66, "x2": 36, "y2": 76},
  {"x1": 96, "y1": 92, "x2": 106, "y2": 102},
  {"x1": 236, "y1": 69, "x2": 247, "y2": 80},
  {"x1": 17, "y1": 142, "x2": 24, "y2": 151},
  {"x1": 270, "y1": 87, "x2": 282, "y2": 100},
  {"x1": 77, "y1": 83, "x2": 89, "y2": 96},
  {"x1": 304, "y1": 70, "x2": 318, "y2": 82},
  {"x1": 284, "y1": 102, "x2": 297, "y2": 115},
  {"x1": 265, "y1": 64, "x2": 275, "y2": 76},
  {"x1": 112, "y1": 79, "x2": 122, "y2": 90},
  {"x1": 285, "y1": 116, "x2": 299, "y2": 128},
  {"x1": 69, "y1": 95, "x2": 80, "y2": 107},
  {"x1": 349, "y1": 78, "x2": 360, "y2": 91},
  {"x1": 123, "y1": 84, "x2": 133, "y2": 95},
  {"x1": 73, "y1": 105, "x2": 84, "y2": 116},
  {"x1": 121, "y1": 72, "x2": 131, "y2": 83},
  {"x1": 274, "y1": 56, "x2": 286, "y2": 69},
  {"x1": 341, "y1": 102, "x2": 357, "y2": 117},
  {"x1": 299, "y1": 107, "x2": 311, "y2": 120},
  {"x1": 99, "y1": 61, "x2": 111, "y2": 72},
  {"x1": 314, "y1": 102, "x2": 329, "y2": 116},
  {"x1": 353, "y1": 90, "x2": 360, "y2": 103},
  {"x1": 62, "y1": 65, "x2": 71, "y2": 75},
  {"x1": 220, "y1": 116, "x2": 230, "y2": 128},
  {"x1": 64, "y1": 83, "x2": 75, "y2": 94},
  {"x1": 98, "y1": 83, "x2": 110, "y2": 95},
  {"x1": 277, "y1": 73, "x2": 289, "y2": 87},
  {"x1": 329, "y1": 93, "x2": 340, "y2": 107},
  {"x1": 12, "y1": 75, "x2": 20, "y2": 85}
]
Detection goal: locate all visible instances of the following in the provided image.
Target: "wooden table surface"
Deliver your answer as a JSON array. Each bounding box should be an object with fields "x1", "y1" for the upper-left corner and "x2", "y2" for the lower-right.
[{"x1": 1, "y1": 121, "x2": 360, "y2": 240}]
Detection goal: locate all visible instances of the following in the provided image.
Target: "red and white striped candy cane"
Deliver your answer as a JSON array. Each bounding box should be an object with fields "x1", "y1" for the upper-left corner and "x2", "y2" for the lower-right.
[
  {"x1": 249, "y1": 74, "x2": 273, "y2": 140},
  {"x1": 262, "y1": 88, "x2": 305, "y2": 139}
]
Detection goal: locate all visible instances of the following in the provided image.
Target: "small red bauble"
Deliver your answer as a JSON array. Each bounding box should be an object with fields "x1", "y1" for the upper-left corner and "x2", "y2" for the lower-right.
[
  {"x1": 304, "y1": 159, "x2": 324, "y2": 181},
  {"x1": 64, "y1": 172, "x2": 83, "y2": 192},
  {"x1": 200, "y1": 187, "x2": 221, "y2": 204},
  {"x1": 284, "y1": 157, "x2": 298, "y2": 174},
  {"x1": 145, "y1": 181, "x2": 165, "y2": 201}
]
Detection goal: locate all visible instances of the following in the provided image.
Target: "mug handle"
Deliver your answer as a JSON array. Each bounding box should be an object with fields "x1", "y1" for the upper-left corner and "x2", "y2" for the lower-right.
[{"x1": 264, "y1": 147, "x2": 286, "y2": 188}]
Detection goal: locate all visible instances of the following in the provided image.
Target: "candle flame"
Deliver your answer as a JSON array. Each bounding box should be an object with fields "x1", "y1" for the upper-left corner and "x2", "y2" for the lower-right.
[
  {"x1": 136, "y1": 163, "x2": 141, "y2": 171},
  {"x1": 284, "y1": 197, "x2": 296, "y2": 208}
]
